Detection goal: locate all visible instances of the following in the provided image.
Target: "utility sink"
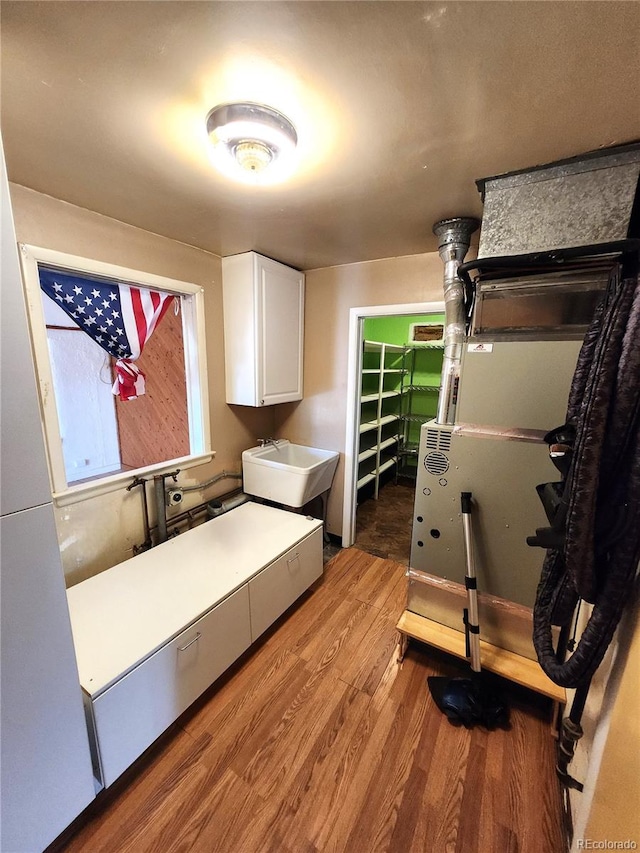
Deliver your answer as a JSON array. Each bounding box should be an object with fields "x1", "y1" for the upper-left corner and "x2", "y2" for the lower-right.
[{"x1": 242, "y1": 441, "x2": 339, "y2": 508}]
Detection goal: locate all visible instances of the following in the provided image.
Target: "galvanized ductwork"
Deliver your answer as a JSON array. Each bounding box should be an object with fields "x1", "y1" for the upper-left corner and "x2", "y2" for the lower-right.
[
  {"x1": 476, "y1": 144, "x2": 640, "y2": 258},
  {"x1": 433, "y1": 217, "x2": 480, "y2": 424}
]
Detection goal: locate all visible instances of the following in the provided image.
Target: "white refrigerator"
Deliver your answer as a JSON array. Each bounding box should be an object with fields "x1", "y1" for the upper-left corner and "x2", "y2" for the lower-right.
[{"x1": 0, "y1": 141, "x2": 95, "y2": 851}]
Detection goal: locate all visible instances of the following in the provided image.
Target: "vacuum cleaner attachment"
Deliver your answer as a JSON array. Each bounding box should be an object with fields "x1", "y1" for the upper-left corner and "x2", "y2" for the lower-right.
[
  {"x1": 527, "y1": 423, "x2": 576, "y2": 551},
  {"x1": 427, "y1": 492, "x2": 510, "y2": 729}
]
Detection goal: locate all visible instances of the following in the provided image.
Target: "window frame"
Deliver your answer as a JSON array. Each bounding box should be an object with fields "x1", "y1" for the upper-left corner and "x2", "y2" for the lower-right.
[{"x1": 19, "y1": 244, "x2": 213, "y2": 506}]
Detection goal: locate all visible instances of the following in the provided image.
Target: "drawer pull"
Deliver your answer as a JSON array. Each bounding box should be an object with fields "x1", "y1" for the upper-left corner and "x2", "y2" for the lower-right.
[
  {"x1": 177, "y1": 632, "x2": 201, "y2": 652},
  {"x1": 287, "y1": 553, "x2": 300, "y2": 569}
]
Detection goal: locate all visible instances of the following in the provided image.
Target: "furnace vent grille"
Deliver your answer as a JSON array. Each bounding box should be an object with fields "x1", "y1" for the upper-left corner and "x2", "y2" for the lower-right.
[
  {"x1": 425, "y1": 428, "x2": 451, "y2": 452},
  {"x1": 424, "y1": 451, "x2": 450, "y2": 476}
]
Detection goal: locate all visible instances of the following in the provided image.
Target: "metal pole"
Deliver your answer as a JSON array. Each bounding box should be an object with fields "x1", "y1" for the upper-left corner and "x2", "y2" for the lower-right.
[{"x1": 461, "y1": 491, "x2": 481, "y2": 673}]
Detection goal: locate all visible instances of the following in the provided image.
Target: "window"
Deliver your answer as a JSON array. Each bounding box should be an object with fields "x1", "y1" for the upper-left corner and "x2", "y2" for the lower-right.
[{"x1": 19, "y1": 245, "x2": 211, "y2": 504}]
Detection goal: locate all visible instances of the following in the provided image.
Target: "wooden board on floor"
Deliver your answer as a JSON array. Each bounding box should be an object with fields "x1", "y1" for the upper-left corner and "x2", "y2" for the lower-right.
[{"x1": 396, "y1": 609, "x2": 566, "y2": 704}]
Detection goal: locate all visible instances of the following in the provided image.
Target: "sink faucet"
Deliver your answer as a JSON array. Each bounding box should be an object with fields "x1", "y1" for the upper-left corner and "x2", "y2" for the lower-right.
[{"x1": 257, "y1": 437, "x2": 280, "y2": 447}]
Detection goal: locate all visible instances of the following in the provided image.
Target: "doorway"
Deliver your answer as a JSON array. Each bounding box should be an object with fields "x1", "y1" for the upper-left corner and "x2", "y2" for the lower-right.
[{"x1": 342, "y1": 301, "x2": 445, "y2": 556}]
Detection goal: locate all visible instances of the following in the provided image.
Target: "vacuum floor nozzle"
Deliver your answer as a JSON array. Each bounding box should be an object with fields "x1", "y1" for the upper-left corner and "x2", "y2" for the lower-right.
[{"x1": 427, "y1": 675, "x2": 509, "y2": 729}]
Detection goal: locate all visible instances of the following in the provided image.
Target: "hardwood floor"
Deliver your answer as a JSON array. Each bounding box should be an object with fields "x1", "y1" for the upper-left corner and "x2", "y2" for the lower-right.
[{"x1": 52, "y1": 548, "x2": 566, "y2": 853}]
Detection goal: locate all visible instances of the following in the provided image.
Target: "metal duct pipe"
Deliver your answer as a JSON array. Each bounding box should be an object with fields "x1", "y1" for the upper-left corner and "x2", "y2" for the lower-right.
[{"x1": 433, "y1": 217, "x2": 480, "y2": 424}]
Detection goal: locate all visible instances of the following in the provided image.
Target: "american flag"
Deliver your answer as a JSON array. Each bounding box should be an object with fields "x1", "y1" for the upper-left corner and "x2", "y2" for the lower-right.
[{"x1": 39, "y1": 266, "x2": 175, "y2": 400}]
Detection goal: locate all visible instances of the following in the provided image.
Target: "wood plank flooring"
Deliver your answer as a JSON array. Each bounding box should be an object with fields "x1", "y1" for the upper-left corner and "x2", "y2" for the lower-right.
[{"x1": 51, "y1": 548, "x2": 566, "y2": 853}]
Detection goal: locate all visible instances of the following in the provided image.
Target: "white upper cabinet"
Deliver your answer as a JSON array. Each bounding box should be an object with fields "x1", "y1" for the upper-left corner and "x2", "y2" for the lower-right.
[{"x1": 222, "y1": 252, "x2": 304, "y2": 406}]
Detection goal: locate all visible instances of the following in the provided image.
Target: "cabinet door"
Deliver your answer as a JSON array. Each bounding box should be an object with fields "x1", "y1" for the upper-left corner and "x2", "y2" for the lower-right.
[
  {"x1": 91, "y1": 584, "x2": 251, "y2": 787},
  {"x1": 256, "y1": 256, "x2": 304, "y2": 405},
  {"x1": 248, "y1": 528, "x2": 323, "y2": 640}
]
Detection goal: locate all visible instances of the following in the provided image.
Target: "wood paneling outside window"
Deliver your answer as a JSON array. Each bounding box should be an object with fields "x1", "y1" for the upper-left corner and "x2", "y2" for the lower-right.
[{"x1": 113, "y1": 304, "x2": 189, "y2": 470}]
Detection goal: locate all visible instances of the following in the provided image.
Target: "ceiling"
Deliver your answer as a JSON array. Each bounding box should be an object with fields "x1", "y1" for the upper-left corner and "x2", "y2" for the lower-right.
[{"x1": 2, "y1": 1, "x2": 639, "y2": 271}]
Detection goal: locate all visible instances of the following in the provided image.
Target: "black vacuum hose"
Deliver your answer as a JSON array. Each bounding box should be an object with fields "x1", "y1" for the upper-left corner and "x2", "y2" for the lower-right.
[{"x1": 532, "y1": 268, "x2": 640, "y2": 688}]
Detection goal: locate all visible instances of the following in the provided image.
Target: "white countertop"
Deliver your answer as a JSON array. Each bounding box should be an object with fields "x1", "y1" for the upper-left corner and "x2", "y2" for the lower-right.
[{"x1": 67, "y1": 502, "x2": 322, "y2": 698}]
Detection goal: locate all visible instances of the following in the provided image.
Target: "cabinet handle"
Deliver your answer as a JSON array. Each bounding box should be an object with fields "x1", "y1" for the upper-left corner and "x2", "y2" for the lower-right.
[
  {"x1": 177, "y1": 632, "x2": 201, "y2": 652},
  {"x1": 287, "y1": 553, "x2": 300, "y2": 569}
]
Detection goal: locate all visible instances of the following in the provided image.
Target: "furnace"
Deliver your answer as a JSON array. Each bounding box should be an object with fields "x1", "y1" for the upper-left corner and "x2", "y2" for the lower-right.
[{"x1": 407, "y1": 143, "x2": 640, "y2": 658}]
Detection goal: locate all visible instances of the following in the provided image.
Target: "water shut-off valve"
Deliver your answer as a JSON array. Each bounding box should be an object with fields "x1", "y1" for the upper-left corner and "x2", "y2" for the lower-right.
[{"x1": 167, "y1": 488, "x2": 183, "y2": 507}]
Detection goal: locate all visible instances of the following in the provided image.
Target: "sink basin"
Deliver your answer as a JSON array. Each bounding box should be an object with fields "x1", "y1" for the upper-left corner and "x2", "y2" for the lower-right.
[{"x1": 242, "y1": 441, "x2": 339, "y2": 507}]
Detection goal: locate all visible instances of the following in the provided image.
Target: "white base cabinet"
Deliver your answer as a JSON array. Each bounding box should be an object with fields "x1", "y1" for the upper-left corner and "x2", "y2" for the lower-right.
[
  {"x1": 67, "y1": 502, "x2": 323, "y2": 788},
  {"x1": 90, "y1": 586, "x2": 251, "y2": 787}
]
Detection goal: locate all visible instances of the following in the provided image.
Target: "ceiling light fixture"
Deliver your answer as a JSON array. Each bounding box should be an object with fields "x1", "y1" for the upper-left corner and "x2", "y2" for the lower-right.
[{"x1": 206, "y1": 102, "x2": 298, "y2": 184}]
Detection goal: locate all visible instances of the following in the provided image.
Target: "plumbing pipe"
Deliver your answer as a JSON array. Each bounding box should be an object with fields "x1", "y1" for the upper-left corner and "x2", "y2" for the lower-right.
[
  {"x1": 153, "y1": 475, "x2": 168, "y2": 544},
  {"x1": 137, "y1": 503, "x2": 208, "y2": 551},
  {"x1": 433, "y1": 217, "x2": 480, "y2": 425},
  {"x1": 138, "y1": 471, "x2": 242, "y2": 552},
  {"x1": 180, "y1": 470, "x2": 242, "y2": 493},
  {"x1": 126, "y1": 476, "x2": 152, "y2": 551},
  {"x1": 153, "y1": 469, "x2": 179, "y2": 544},
  {"x1": 145, "y1": 488, "x2": 249, "y2": 543}
]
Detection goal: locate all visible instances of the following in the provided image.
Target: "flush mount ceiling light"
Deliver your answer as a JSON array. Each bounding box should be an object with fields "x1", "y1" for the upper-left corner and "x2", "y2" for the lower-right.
[{"x1": 206, "y1": 102, "x2": 298, "y2": 184}]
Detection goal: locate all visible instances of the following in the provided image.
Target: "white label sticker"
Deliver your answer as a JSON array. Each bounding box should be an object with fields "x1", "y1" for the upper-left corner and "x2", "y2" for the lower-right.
[{"x1": 467, "y1": 342, "x2": 494, "y2": 353}]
